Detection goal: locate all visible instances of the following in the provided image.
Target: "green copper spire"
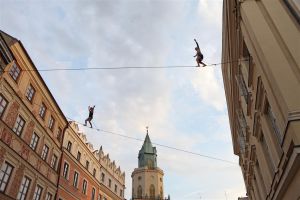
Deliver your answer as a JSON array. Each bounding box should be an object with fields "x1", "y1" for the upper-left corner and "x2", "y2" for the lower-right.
[{"x1": 138, "y1": 127, "x2": 157, "y2": 169}]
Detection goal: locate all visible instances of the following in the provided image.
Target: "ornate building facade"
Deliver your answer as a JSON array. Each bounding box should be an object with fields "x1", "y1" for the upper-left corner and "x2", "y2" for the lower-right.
[
  {"x1": 0, "y1": 30, "x2": 126, "y2": 200},
  {"x1": 57, "y1": 121, "x2": 125, "y2": 200},
  {"x1": 222, "y1": 0, "x2": 300, "y2": 199},
  {"x1": 131, "y1": 131, "x2": 170, "y2": 200},
  {"x1": 0, "y1": 30, "x2": 67, "y2": 200}
]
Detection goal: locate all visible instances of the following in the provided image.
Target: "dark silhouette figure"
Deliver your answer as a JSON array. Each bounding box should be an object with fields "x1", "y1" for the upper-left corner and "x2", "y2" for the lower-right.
[
  {"x1": 194, "y1": 39, "x2": 206, "y2": 67},
  {"x1": 84, "y1": 105, "x2": 95, "y2": 128}
]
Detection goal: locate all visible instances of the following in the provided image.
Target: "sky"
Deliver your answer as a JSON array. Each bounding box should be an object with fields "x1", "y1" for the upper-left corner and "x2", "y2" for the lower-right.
[{"x1": 0, "y1": 0, "x2": 246, "y2": 199}]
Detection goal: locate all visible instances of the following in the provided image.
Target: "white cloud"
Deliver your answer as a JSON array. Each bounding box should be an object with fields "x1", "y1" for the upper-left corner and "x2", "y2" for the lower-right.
[
  {"x1": 197, "y1": 0, "x2": 223, "y2": 27},
  {"x1": 191, "y1": 68, "x2": 226, "y2": 111}
]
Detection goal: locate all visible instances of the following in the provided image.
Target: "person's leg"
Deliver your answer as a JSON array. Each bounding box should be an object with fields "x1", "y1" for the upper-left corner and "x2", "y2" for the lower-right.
[
  {"x1": 200, "y1": 61, "x2": 207, "y2": 67},
  {"x1": 196, "y1": 57, "x2": 201, "y2": 67},
  {"x1": 88, "y1": 120, "x2": 93, "y2": 128},
  {"x1": 84, "y1": 118, "x2": 88, "y2": 126}
]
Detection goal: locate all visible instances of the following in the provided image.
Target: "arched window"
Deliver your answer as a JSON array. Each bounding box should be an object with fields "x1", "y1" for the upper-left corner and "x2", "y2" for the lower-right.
[
  {"x1": 160, "y1": 186, "x2": 163, "y2": 198},
  {"x1": 150, "y1": 184, "x2": 155, "y2": 198},
  {"x1": 137, "y1": 185, "x2": 142, "y2": 198}
]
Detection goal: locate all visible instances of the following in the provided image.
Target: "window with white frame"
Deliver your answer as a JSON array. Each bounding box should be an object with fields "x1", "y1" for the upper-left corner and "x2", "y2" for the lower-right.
[
  {"x1": 66, "y1": 141, "x2": 72, "y2": 152},
  {"x1": 63, "y1": 162, "x2": 69, "y2": 179},
  {"x1": 101, "y1": 173, "x2": 105, "y2": 182},
  {"x1": 30, "y1": 132, "x2": 40, "y2": 151},
  {"x1": 82, "y1": 179, "x2": 87, "y2": 194},
  {"x1": 39, "y1": 103, "x2": 46, "y2": 119},
  {"x1": 41, "y1": 145, "x2": 49, "y2": 161},
  {"x1": 73, "y1": 171, "x2": 79, "y2": 188},
  {"x1": 13, "y1": 115, "x2": 26, "y2": 136},
  {"x1": 77, "y1": 151, "x2": 81, "y2": 161},
  {"x1": 17, "y1": 176, "x2": 31, "y2": 200},
  {"x1": 57, "y1": 127, "x2": 62, "y2": 140},
  {"x1": 45, "y1": 192, "x2": 53, "y2": 200},
  {"x1": 0, "y1": 161, "x2": 14, "y2": 192},
  {"x1": 48, "y1": 115, "x2": 55, "y2": 131},
  {"x1": 9, "y1": 63, "x2": 21, "y2": 81},
  {"x1": 25, "y1": 84, "x2": 35, "y2": 102},
  {"x1": 0, "y1": 94, "x2": 8, "y2": 118},
  {"x1": 85, "y1": 160, "x2": 89, "y2": 170},
  {"x1": 32, "y1": 184, "x2": 43, "y2": 200},
  {"x1": 50, "y1": 154, "x2": 58, "y2": 170}
]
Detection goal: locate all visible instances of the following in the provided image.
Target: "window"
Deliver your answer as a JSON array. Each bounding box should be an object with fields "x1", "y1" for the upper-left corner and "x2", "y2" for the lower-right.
[
  {"x1": 150, "y1": 184, "x2": 155, "y2": 198},
  {"x1": 265, "y1": 101, "x2": 282, "y2": 143},
  {"x1": 77, "y1": 151, "x2": 81, "y2": 161},
  {"x1": 82, "y1": 179, "x2": 87, "y2": 194},
  {"x1": 101, "y1": 173, "x2": 105, "y2": 182},
  {"x1": 0, "y1": 94, "x2": 8, "y2": 118},
  {"x1": 73, "y1": 171, "x2": 79, "y2": 188},
  {"x1": 50, "y1": 154, "x2": 58, "y2": 169},
  {"x1": 39, "y1": 103, "x2": 46, "y2": 119},
  {"x1": 63, "y1": 162, "x2": 69, "y2": 179},
  {"x1": 66, "y1": 141, "x2": 72, "y2": 152},
  {"x1": 45, "y1": 192, "x2": 53, "y2": 200},
  {"x1": 9, "y1": 63, "x2": 21, "y2": 81},
  {"x1": 93, "y1": 168, "x2": 96, "y2": 177},
  {"x1": 86, "y1": 161, "x2": 89, "y2": 170},
  {"x1": 0, "y1": 162, "x2": 14, "y2": 192},
  {"x1": 13, "y1": 115, "x2": 26, "y2": 136},
  {"x1": 137, "y1": 185, "x2": 142, "y2": 198},
  {"x1": 17, "y1": 176, "x2": 31, "y2": 200},
  {"x1": 108, "y1": 179, "x2": 111, "y2": 188},
  {"x1": 120, "y1": 189, "x2": 123, "y2": 197},
  {"x1": 98, "y1": 194, "x2": 102, "y2": 200},
  {"x1": 41, "y1": 145, "x2": 49, "y2": 161},
  {"x1": 91, "y1": 187, "x2": 96, "y2": 200},
  {"x1": 32, "y1": 184, "x2": 43, "y2": 200},
  {"x1": 30, "y1": 132, "x2": 40, "y2": 151},
  {"x1": 25, "y1": 84, "x2": 35, "y2": 102},
  {"x1": 57, "y1": 127, "x2": 62, "y2": 140},
  {"x1": 48, "y1": 116, "x2": 55, "y2": 131},
  {"x1": 114, "y1": 184, "x2": 117, "y2": 193}
]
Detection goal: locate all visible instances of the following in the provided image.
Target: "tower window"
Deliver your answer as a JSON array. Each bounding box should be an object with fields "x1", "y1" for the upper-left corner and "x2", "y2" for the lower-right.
[
  {"x1": 137, "y1": 185, "x2": 142, "y2": 198},
  {"x1": 150, "y1": 184, "x2": 155, "y2": 198}
]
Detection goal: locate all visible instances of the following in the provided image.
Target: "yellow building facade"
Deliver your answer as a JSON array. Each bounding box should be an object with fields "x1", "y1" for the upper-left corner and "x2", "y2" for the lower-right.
[
  {"x1": 0, "y1": 31, "x2": 67, "y2": 200},
  {"x1": 58, "y1": 121, "x2": 125, "y2": 200},
  {"x1": 222, "y1": 0, "x2": 300, "y2": 200}
]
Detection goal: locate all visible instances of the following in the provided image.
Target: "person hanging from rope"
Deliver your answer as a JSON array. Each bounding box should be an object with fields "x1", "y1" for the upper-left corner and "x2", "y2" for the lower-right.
[
  {"x1": 194, "y1": 39, "x2": 207, "y2": 67},
  {"x1": 84, "y1": 105, "x2": 95, "y2": 128}
]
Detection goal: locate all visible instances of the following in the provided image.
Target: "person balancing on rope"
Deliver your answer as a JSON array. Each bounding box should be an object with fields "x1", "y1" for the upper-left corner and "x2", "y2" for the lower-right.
[
  {"x1": 194, "y1": 39, "x2": 206, "y2": 67},
  {"x1": 84, "y1": 105, "x2": 95, "y2": 128}
]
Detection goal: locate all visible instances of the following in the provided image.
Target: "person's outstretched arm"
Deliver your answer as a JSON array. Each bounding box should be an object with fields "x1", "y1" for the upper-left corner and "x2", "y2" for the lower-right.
[{"x1": 194, "y1": 39, "x2": 199, "y2": 49}]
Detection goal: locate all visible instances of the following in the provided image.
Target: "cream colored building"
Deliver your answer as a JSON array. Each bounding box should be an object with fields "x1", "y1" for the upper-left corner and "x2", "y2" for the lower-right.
[
  {"x1": 58, "y1": 121, "x2": 125, "y2": 200},
  {"x1": 131, "y1": 132, "x2": 170, "y2": 200},
  {"x1": 0, "y1": 31, "x2": 67, "y2": 200},
  {"x1": 222, "y1": 0, "x2": 300, "y2": 200}
]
